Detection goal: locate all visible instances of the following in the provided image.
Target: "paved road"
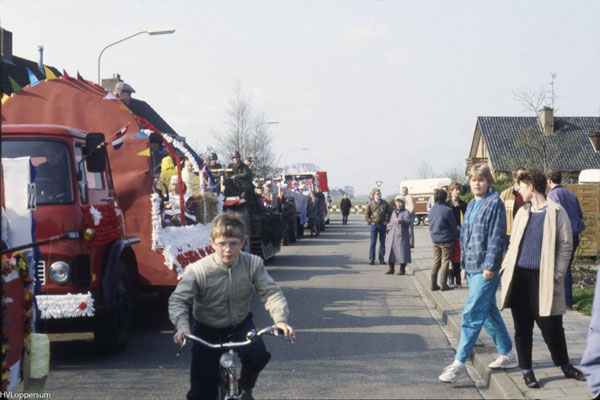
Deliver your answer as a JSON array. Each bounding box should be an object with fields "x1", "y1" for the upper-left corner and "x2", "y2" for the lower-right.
[{"x1": 43, "y1": 214, "x2": 482, "y2": 399}]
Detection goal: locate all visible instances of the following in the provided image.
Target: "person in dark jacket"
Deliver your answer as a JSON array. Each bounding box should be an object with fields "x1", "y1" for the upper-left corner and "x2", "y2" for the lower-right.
[
  {"x1": 428, "y1": 189, "x2": 457, "y2": 291},
  {"x1": 340, "y1": 194, "x2": 352, "y2": 225},
  {"x1": 225, "y1": 151, "x2": 253, "y2": 197},
  {"x1": 446, "y1": 181, "x2": 467, "y2": 288},
  {"x1": 365, "y1": 188, "x2": 392, "y2": 265}
]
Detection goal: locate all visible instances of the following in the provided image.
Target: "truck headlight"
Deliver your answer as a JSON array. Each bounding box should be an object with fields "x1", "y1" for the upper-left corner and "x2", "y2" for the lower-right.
[
  {"x1": 49, "y1": 261, "x2": 71, "y2": 284},
  {"x1": 219, "y1": 352, "x2": 234, "y2": 368}
]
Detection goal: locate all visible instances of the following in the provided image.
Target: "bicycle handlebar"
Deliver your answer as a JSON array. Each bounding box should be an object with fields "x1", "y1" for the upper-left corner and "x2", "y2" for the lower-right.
[{"x1": 177, "y1": 325, "x2": 292, "y2": 357}]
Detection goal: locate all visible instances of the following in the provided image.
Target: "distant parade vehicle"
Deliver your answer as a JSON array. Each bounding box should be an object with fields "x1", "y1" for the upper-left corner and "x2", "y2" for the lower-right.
[
  {"x1": 283, "y1": 171, "x2": 331, "y2": 235},
  {"x1": 0, "y1": 77, "x2": 290, "y2": 355},
  {"x1": 399, "y1": 177, "x2": 451, "y2": 225}
]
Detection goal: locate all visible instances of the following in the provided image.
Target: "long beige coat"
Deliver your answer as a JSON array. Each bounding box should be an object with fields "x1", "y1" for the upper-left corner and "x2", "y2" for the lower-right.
[{"x1": 500, "y1": 200, "x2": 573, "y2": 316}]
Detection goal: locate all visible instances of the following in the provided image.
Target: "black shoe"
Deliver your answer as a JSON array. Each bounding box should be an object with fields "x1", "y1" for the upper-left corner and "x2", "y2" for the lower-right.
[
  {"x1": 379, "y1": 260, "x2": 386, "y2": 265},
  {"x1": 440, "y1": 283, "x2": 454, "y2": 291},
  {"x1": 241, "y1": 388, "x2": 254, "y2": 400},
  {"x1": 563, "y1": 365, "x2": 586, "y2": 381},
  {"x1": 523, "y1": 371, "x2": 539, "y2": 388},
  {"x1": 368, "y1": 261, "x2": 374, "y2": 265}
]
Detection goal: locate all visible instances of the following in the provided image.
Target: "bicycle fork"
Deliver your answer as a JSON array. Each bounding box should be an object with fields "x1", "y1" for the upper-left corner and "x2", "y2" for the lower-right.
[{"x1": 220, "y1": 350, "x2": 239, "y2": 399}]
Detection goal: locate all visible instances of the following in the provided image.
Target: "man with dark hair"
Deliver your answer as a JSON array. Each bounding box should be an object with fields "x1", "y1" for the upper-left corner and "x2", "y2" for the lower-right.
[
  {"x1": 547, "y1": 169, "x2": 586, "y2": 310},
  {"x1": 365, "y1": 189, "x2": 392, "y2": 265},
  {"x1": 340, "y1": 194, "x2": 352, "y2": 225},
  {"x1": 225, "y1": 151, "x2": 253, "y2": 198},
  {"x1": 149, "y1": 132, "x2": 168, "y2": 177},
  {"x1": 428, "y1": 188, "x2": 457, "y2": 291}
]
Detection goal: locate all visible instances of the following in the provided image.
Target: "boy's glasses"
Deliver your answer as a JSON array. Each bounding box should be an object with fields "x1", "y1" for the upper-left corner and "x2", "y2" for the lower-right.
[{"x1": 213, "y1": 240, "x2": 242, "y2": 250}]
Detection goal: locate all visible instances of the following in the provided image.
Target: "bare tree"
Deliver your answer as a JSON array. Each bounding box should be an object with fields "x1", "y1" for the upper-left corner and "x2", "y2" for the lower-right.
[
  {"x1": 416, "y1": 161, "x2": 436, "y2": 179},
  {"x1": 443, "y1": 162, "x2": 467, "y2": 184},
  {"x1": 343, "y1": 186, "x2": 355, "y2": 198},
  {"x1": 287, "y1": 162, "x2": 320, "y2": 173},
  {"x1": 216, "y1": 82, "x2": 278, "y2": 177}
]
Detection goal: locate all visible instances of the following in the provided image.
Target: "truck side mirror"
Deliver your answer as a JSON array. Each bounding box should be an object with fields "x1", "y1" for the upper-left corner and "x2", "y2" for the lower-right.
[{"x1": 85, "y1": 133, "x2": 106, "y2": 172}]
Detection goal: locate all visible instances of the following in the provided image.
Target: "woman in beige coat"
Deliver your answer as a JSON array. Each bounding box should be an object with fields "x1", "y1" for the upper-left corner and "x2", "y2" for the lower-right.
[{"x1": 500, "y1": 168, "x2": 585, "y2": 389}]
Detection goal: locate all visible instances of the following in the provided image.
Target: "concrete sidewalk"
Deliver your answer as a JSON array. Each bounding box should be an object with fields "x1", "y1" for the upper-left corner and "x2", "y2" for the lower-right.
[{"x1": 408, "y1": 228, "x2": 592, "y2": 399}]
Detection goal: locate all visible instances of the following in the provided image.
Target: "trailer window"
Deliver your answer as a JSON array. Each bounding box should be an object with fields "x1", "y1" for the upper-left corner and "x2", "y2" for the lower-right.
[{"x1": 2, "y1": 139, "x2": 74, "y2": 205}]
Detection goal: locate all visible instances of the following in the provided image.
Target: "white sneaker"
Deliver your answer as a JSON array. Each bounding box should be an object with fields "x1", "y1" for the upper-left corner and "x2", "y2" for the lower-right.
[
  {"x1": 488, "y1": 351, "x2": 518, "y2": 369},
  {"x1": 439, "y1": 362, "x2": 467, "y2": 383}
]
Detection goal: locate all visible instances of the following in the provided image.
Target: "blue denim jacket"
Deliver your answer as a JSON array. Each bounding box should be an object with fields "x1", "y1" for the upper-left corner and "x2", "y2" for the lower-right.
[{"x1": 460, "y1": 187, "x2": 507, "y2": 273}]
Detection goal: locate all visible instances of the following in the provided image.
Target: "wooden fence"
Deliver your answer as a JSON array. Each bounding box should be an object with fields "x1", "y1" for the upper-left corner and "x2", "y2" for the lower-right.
[{"x1": 566, "y1": 184, "x2": 600, "y2": 257}]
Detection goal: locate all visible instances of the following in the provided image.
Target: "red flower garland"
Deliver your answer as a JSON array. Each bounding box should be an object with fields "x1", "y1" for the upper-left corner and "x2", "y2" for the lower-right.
[{"x1": 81, "y1": 205, "x2": 121, "y2": 246}]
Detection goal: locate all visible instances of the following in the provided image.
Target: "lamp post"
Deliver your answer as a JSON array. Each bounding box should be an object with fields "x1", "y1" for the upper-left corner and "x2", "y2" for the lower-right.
[
  {"x1": 285, "y1": 147, "x2": 309, "y2": 173},
  {"x1": 97, "y1": 29, "x2": 176, "y2": 84}
]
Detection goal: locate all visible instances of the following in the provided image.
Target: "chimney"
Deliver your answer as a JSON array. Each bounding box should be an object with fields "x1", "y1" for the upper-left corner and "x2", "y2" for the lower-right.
[
  {"x1": 101, "y1": 73, "x2": 121, "y2": 93},
  {"x1": 537, "y1": 106, "x2": 554, "y2": 135},
  {"x1": 589, "y1": 132, "x2": 600, "y2": 152},
  {"x1": 38, "y1": 46, "x2": 44, "y2": 71},
  {"x1": 1, "y1": 28, "x2": 13, "y2": 62}
]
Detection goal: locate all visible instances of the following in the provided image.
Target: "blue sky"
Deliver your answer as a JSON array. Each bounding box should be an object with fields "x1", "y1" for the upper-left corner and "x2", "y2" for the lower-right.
[{"x1": 2, "y1": 0, "x2": 599, "y2": 195}]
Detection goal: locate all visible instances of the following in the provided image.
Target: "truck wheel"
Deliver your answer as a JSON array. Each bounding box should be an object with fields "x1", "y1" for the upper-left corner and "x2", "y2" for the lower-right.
[
  {"x1": 424, "y1": 216, "x2": 429, "y2": 226},
  {"x1": 94, "y1": 260, "x2": 134, "y2": 355},
  {"x1": 413, "y1": 216, "x2": 420, "y2": 226}
]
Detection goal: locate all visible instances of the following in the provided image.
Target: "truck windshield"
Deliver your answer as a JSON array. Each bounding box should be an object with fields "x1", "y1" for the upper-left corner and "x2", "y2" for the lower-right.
[{"x1": 2, "y1": 139, "x2": 74, "y2": 205}]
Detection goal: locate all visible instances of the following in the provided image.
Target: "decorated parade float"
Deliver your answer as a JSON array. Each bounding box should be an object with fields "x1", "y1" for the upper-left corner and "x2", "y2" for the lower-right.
[{"x1": 1, "y1": 74, "x2": 222, "y2": 355}]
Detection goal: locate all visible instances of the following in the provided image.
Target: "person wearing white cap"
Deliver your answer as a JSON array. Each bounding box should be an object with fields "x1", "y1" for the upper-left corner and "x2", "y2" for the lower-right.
[
  {"x1": 114, "y1": 81, "x2": 136, "y2": 105},
  {"x1": 383, "y1": 195, "x2": 412, "y2": 275}
]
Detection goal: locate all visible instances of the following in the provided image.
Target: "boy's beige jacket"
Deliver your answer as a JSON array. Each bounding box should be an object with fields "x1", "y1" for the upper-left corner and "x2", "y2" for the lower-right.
[
  {"x1": 169, "y1": 252, "x2": 289, "y2": 331},
  {"x1": 500, "y1": 200, "x2": 573, "y2": 317}
]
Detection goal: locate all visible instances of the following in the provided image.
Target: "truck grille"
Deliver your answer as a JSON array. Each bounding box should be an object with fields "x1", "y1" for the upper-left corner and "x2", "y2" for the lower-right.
[{"x1": 36, "y1": 260, "x2": 46, "y2": 285}]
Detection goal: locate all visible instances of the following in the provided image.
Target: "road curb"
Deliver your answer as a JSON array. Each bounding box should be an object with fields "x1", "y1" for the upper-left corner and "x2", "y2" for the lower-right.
[{"x1": 409, "y1": 265, "x2": 525, "y2": 400}]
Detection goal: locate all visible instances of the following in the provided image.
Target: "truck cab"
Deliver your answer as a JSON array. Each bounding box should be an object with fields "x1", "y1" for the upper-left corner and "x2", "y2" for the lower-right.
[{"x1": 2, "y1": 124, "x2": 139, "y2": 354}]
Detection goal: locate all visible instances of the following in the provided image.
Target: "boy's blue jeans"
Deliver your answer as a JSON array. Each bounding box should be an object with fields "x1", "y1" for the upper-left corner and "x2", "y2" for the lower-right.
[
  {"x1": 455, "y1": 272, "x2": 512, "y2": 364},
  {"x1": 369, "y1": 223, "x2": 386, "y2": 262},
  {"x1": 187, "y1": 313, "x2": 271, "y2": 400}
]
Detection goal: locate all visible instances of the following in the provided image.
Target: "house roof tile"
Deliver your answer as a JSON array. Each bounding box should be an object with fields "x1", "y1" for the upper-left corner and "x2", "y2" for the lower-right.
[{"x1": 478, "y1": 116, "x2": 600, "y2": 172}]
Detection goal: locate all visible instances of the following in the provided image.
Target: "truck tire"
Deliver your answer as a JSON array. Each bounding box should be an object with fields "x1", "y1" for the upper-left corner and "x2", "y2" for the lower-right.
[
  {"x1": 413, "y1": 216, "x2": 421, "y2": 226},
  {"x1": 94, "y1": 260, "x2": 135, "y2": 355},
  {"x1": 424, "y1": 216, "x2": 429, "y2": 226}
]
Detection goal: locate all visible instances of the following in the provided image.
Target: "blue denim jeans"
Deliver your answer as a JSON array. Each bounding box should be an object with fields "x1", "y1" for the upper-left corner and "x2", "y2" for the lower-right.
[
  {"x1": 369, "y1": 223, "x2": 386, "y2": 262},
  {"x1": 564, "y1": 234, "x2": 579, "y2": 307},
  {"x1": 455, "y1": 272, "x2": 512, "y2": 363}
]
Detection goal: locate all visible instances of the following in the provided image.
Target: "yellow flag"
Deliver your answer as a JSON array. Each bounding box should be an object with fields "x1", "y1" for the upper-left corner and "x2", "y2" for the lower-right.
[
  {"x1": 137, "y1": 148, "x2": 151, "y2": 157},
  {"x1": 1, "y1": 93, "x2": 9, "y2": 104},
  {"x1": 44, "y1": 66, "x2": 57, "y2": 80}
]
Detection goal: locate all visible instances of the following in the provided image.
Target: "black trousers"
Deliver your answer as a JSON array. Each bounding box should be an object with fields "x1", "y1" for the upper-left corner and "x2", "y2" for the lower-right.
[
  {"x1": 187, "y1": 313, "x2": 271, "y2": 400},
  {"x1": 509, "y1": 267, "x2": 570, "y2": 370}
]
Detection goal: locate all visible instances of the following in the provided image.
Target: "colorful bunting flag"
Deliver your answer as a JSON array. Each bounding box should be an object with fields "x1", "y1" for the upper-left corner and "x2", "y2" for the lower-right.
[
  {"x1": 26, "y1": 68, "x2": 40, "y2": 87},
  {"x1": 111, "y1": 124, "x2": 129, "y2": 150},
  {"x1": 8, "y1": 76, "x2": 23, "y2": 94},
  {"x1": 44, "y1": 66, "x2": 57, "y2": 80},
  {"x1": 62, "y1": 69, "x2": 71, "y2": 79},
  {"x1": 137, "y1": 148, "x2": 151, "y2": 157},
  {"x1": 132, "y1": 131, "x2": 148, "y2": 138},
  {"x1": 103, "y1": 92, "x2": 118, "y2": 100},
  {"x1": 1, "y1": 93, "x2": 10, "y2": 104},
  {"x1": 77, "y1": 71, "x2": 84, "y2": 81}
]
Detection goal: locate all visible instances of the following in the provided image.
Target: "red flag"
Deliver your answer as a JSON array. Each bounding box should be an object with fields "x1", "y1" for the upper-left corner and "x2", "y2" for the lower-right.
[{"x1": 63, "y1": 69, "x2": 71, "y2": 79}]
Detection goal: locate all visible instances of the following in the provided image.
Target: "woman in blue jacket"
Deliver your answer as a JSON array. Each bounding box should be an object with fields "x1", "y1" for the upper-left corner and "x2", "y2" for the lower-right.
[{"x1": 439, "y1": 163, "x2": 516, "y2": 383}]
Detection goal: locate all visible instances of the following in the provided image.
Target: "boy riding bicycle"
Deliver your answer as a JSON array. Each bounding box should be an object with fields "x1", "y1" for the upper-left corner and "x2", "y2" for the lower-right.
[{"x1": 169, "y1": 213, "x2": 295, "y2": 400}]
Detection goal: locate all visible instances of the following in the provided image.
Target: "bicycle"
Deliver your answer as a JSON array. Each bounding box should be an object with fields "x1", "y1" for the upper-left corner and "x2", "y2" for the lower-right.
[{"x1": 177, "y1": 325, "x2": 293, "y2": 400}]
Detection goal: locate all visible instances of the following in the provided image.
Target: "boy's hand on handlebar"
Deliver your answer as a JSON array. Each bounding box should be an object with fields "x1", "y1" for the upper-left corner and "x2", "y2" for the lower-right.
[
  {"x1": 174, "y1": 328, "x2": 191, "y2": 345},
  {"x1": 275, "y1": 322, "x2": 296, "y2": 340}
]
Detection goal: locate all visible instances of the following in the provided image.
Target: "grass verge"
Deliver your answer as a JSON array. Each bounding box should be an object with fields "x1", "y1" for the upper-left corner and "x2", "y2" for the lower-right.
[{"x1": 573, "y1": 288, "x2": 595, "y2": 316}]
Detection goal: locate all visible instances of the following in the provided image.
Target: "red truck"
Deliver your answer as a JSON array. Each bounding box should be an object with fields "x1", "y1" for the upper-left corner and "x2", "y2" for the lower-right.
[{"x1": 2, "y1": 77, "x2": 218, "y2": 353}]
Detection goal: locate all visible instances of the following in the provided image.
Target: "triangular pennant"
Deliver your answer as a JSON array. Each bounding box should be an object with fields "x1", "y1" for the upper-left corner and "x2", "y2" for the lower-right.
[
  {"x1": 375, "y1": 180, "x2": 383, "y2": 188},
  {"x1": 103, "y1": 92, "x2": 118, "y2": 100},
  {"x1": 44, "y1": 66, "x2": 57, "y2": 80},
  {"x1": 8, "y1": 76, "x2": 23, "y2": 94},
  {"x1": 77, "y1": 71, "x2": 84, "y2": 81},
  {"x1": 26, "y1": 67, "x2": 40, "y2": 87},
  {"x1": 132, "y1": 131, "x2": 148, "y2": 138},
  {"x1": 1, "y1": 93, "x2": 10, "y2": 104},
  {"x1": 62, "y1": 69, "x2": 71, "y2": 79},
  {"x1": 111, "y1": 123, "x2": 130, "y2": 150},
  {"x1": 137, "y1": 148, "x2": 151, "y2": 157}
]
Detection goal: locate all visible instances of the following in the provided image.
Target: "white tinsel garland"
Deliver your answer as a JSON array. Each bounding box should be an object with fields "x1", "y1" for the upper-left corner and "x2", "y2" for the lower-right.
[
  {"x1": 89, "y1": 205, "x2": 102, "y2": 226},
  {"x1": 36, "y1": 292, "x2": 95, "y2": 319}
]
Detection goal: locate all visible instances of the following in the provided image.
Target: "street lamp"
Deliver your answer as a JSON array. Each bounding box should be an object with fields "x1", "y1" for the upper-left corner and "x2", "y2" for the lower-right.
[
  {"x1": 97, "y1": 29, "x2": 176, "y2": 84},
  {"x1": 285, "y1": 147, "x2": 309, "y2": 173}
]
